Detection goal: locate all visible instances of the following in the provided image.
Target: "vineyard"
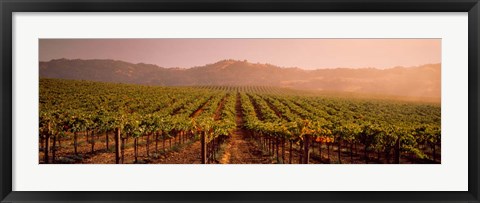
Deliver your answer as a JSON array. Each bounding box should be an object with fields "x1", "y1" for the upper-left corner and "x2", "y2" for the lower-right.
[{"x1": 39, "y1": 78, "x2": 441, "y2": 164}]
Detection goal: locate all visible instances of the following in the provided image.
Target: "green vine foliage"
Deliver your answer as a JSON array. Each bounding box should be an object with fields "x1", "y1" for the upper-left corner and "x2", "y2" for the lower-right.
[{"x1": 40, "y1": 79, "x2": 441, "y2": 163}]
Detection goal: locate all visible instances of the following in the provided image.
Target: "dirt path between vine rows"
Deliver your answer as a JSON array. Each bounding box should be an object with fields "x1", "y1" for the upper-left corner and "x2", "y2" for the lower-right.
[
  {"x1": 150, "y1": 140, "x2": 202, "y2": 164},
  {"x1": 219, "y1": 93, "x2": 272, "y2": 164}
]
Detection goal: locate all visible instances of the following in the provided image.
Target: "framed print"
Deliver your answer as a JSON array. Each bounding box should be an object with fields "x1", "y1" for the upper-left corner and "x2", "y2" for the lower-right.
[{"x1": 1, "y1": 0, "x2": 479, "y2": 202}]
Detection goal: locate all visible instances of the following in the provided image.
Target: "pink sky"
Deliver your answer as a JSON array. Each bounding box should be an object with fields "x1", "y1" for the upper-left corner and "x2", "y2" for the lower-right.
[{"x1": 39, "y1": 39, "x2": 441, "y2": 69}]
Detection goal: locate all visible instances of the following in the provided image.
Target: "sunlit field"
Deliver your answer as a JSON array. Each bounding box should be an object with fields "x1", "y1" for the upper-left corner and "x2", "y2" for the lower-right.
[{"x1": 39, "y1": 79, "x2": 440, "y2": 164}]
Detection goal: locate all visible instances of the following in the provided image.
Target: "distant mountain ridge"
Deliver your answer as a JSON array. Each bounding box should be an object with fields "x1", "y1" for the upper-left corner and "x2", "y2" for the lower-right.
[{"x1": 39, "y1": 59, "x2": 441, "y2": 99}]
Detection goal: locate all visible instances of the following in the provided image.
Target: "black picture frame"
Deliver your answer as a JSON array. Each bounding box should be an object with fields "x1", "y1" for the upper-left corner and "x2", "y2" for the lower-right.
[{"x1": 1, "y1": 0, "x2": 479, "y2": 202}]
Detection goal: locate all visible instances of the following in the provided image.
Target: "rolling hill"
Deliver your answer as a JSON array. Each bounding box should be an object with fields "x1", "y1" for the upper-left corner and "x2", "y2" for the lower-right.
[{"x1": 39, "y1": 58, "x2": 441, "y2": 100}]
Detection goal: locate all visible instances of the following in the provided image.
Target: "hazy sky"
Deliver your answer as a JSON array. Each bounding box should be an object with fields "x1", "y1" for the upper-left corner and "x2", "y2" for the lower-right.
[{"x1": 39, "y1": 39, "x2": 441, "y2": 69}]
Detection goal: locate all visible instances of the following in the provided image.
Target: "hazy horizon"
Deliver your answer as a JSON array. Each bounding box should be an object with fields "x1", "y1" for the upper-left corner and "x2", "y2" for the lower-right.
[
  {"x1": 39, "y1": 39, "x2": 441, "y2": 70},
  {"x1": 40, "y1": 57, "x2": 441, "y2": 70}
]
